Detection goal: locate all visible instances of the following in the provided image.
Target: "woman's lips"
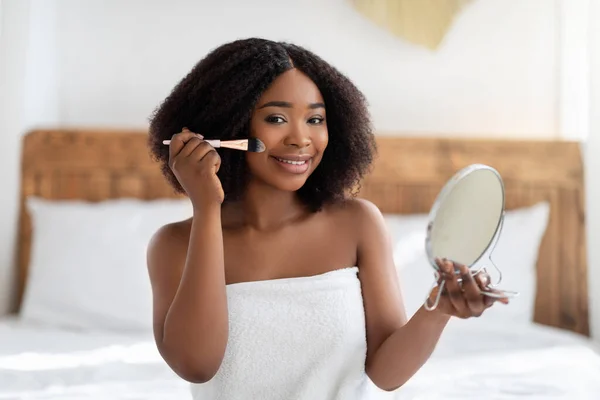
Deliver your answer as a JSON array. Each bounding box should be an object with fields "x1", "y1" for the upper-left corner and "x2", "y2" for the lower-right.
[{"x1": 270, "y1": 155, "x2": 312, "y2": 174}]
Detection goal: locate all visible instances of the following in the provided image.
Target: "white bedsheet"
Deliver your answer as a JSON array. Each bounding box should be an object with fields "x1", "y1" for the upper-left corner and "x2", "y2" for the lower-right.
[
  {"x1": 1, "y1": 316, "x2": 599, "y2": 399},
  {"x1": 395, "y1": 318, "x2": 600, "y2": 399},
  {"x1": 0, "y1": 316, "x2": 191, "y2": 399}
]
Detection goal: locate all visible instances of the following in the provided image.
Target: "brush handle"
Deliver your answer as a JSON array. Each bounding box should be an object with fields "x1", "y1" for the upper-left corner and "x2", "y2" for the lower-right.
[
  {"x1": 162, "y1": 138, "x2": 253, "y2": 152},
  {"x1": 162, "y1": 139, "x2": 220, "y2": 147}
]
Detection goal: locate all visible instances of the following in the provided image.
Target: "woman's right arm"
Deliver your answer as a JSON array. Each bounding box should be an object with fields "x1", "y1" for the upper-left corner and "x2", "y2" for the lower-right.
[
  {"x1": 146, "y1": 129, "x2": 228, "y2": 383},
  {"x1": 147, "y1": 206, "x2": 227, "y2": 384}
]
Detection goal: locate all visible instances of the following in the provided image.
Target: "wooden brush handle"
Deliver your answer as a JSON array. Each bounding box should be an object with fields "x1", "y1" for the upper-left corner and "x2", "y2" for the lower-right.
[{"x1": 162, "y1": 139, "x2": 220, "y2": 146}]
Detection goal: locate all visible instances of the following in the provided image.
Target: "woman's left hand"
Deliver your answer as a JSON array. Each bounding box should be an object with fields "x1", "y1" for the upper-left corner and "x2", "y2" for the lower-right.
[{"x1": 427, "y1": 258, "x2": 509, "y2": 318}]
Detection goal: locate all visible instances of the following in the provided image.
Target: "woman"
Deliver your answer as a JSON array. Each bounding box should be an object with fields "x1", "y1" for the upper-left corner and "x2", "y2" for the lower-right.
[{"x1": 146, "y1": 38, "x2": 506, "y2": 399}]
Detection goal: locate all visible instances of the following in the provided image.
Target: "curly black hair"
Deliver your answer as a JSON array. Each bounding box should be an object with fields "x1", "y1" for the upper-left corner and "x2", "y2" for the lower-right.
[{"x1": 148, "y1": 38, "x2": 376, "y2": 212}]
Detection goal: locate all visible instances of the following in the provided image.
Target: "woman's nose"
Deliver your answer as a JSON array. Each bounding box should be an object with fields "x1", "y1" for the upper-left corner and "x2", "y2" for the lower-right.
[{"x1": 283, "y1": 124, "x2": 311, "y2": 148}]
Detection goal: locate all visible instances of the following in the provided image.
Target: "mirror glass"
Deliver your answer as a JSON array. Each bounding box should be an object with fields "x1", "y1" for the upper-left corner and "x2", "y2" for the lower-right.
[
  {"x1": 423, "y1": 164, "x2": 519, "y2": 310},
  {"x1": 426, "y1": 165, "x2": 504, "y2": 269}
]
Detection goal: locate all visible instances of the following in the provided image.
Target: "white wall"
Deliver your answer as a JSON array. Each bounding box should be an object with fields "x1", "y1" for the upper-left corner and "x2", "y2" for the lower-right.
[
  {"x1": 2, "y1": 0, "x2": 565, "y2": 136},
  {"x1": 0, "y1": 0, "x2": 593, "y2": 336},
  {"x1": 52, "y1": 0, "x2": 559, "y2": 137},
  {"x1": 0, "y1": 0, "x2": 32, "y2": 314},
  {"x1": 587, "y1": 0, "x2": 600, "y2": 343}
]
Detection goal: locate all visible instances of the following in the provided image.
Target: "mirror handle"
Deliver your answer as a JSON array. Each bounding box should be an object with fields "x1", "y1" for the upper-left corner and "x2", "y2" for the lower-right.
[{"x1": 424, "y1": 276, "x2": 445, "y2": 311}]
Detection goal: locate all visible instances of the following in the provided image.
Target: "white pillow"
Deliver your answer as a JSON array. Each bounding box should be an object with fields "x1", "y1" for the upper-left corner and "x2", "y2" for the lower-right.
[
  {"x1": 20, "y1": 197, "x2": 193, "y2": 333},
  {"x1": 384, "y1": 202, "x2": 550, "y2": 323}
]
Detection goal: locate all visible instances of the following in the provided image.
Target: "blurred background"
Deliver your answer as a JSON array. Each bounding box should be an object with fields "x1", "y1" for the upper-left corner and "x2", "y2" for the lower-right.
[
  {"x1": 6, "y1": 0, "x2": 597, "y2": 328},
  {"x1": 1, "y1": 0, "x2": 599, "y2": 397}
]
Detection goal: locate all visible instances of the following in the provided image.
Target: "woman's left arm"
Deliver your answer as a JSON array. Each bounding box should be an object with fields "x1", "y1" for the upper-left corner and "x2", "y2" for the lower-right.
[{"x1": 352, "y1": 199, "x2": 499, "y2": 391}]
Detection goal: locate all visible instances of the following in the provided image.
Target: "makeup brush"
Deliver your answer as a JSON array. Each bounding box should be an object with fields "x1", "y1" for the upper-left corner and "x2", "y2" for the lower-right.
[{"x1": 162, "y1": 138, "x2": 266, "y2": 153}]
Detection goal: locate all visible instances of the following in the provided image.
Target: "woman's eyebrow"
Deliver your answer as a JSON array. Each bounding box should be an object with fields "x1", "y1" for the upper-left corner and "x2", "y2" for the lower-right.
[
  {"x1": 258, "y1": 101, "x2": 325, "y2": 110},
  {"x1": 258, "y1": 101, "x2": 292, "y2": 109}
]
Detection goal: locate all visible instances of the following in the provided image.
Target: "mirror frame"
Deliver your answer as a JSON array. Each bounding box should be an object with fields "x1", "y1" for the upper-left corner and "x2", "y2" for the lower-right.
[{"x1": 424, "y1": 163, "x2": 506, "y2": 271}]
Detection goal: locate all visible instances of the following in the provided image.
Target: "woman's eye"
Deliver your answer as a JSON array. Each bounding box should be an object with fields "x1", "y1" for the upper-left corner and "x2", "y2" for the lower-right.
[
  {"x1": 308, "y1": 117, "x2": 325, "y2": 125},
  {"x1": 265, "y1": 116, "x2": 286, "y2": 124}
]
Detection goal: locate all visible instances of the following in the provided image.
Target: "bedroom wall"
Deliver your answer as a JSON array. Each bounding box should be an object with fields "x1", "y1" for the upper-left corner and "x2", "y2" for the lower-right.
[
  {"x1": 587, "y1": 0, "x2": 600, "y2": 346},
  {"x1": 0, "y1": 0, "x2": 595, "y2": 340},
  {"x1": 0, "y1": 0, "x2": 32, "y2": 316}
]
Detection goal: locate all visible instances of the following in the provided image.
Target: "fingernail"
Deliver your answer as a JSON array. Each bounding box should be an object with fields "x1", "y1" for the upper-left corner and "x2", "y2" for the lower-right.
[{"x1": 196, "y1": 133, "x2": 204, "y2": 139}]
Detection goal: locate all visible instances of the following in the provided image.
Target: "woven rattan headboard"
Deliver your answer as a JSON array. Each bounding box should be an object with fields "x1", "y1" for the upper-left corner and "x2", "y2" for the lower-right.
[{"x1": 17, "y1": 129, "x2": 589, "y2": 336}]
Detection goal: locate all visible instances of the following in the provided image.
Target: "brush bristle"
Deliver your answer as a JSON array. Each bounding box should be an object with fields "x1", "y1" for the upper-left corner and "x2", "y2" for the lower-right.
[{"x1": 248, "y1": 138, "x2": 266, "y2": 153}]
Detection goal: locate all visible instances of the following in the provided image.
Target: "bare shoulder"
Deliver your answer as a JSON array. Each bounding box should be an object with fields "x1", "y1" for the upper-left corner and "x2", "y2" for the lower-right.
[
  {"x1": 325, "y1": 198, "x2": 387, "y2": 235},
  {"x1": 148, "y1": 219, "x2": 192, "y2": 250},
  {"x1": 147, "y1": 219, "x2": 192, "y2": 277},
  {"x1": 344, "y1": 197, "x2": 384, "y2": 219}
]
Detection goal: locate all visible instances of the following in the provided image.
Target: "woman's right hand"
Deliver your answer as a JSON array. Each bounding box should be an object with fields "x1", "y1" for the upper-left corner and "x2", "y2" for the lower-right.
[{"x1": 168, "y1": 128, "x2": 224, "y2": 208}]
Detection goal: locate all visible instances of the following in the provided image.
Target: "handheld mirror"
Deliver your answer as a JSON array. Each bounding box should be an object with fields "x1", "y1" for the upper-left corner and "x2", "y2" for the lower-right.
[{"x1": 423, "y1": 164, "x2": 519, "y2": 311}]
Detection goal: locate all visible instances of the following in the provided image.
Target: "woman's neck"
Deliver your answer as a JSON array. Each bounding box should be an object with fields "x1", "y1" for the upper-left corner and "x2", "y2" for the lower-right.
[{"x1": 223, "y1": 180, "x2": 308, "y2": 231}]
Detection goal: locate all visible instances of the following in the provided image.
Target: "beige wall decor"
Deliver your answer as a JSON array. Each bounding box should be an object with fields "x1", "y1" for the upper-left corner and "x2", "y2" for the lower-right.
[{"x1": 350, "y1": 0, "x2": 474, "y2": 50}]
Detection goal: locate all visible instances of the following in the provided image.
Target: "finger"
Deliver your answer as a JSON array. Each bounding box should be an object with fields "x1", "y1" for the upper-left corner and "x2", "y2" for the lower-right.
[
  {"x1": 168, "y1": 129, "x2": 204, "y2": 160},
  {"x1": 474, "y1": 271, "x2": 509, "y2": 305},
  {"x1": 213, "y1": 150, "x2": 222, "y2": 173},
  {"x1": 456, "y1": 262, "x2": 485, "y2": 316},
  {"x1": 178, "y1": 137, "x2": 204, "y2": 158},
  {"x1": 483, "y1": 288, "x2": 510, "y2": 305},
  {"x1": 440, "y1": 259, "x2": 468, "y2": 316},
  {"x1": 434, "y1": 258, "x2": 446, "y2": 283},
  {"x1": 182, "y1": 127, "x2": 204, "y2": 141},
  {"x1": 181, "y1": 127, "x2": 203, "y2": 138},
  {"x1": 475, "y1": 271, "x2": 491, "y2": 290},
  {"x1": 190, "y1": 141, "x2": 218, "y2": 162},
  {"x1": 201, "y1": 149, "x2": 221, "y2": 172}
]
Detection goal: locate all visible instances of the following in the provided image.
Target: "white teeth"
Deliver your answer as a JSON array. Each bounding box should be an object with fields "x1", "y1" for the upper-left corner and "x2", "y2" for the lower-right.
[{"x1": 276, "y1": 158, "x2": 306, "y2": 165}]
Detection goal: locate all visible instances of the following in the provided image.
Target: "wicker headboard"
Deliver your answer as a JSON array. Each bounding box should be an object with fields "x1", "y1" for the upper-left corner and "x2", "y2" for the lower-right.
[{"x1": 17, "y1": 129, "x2": 589, "y2": 336}]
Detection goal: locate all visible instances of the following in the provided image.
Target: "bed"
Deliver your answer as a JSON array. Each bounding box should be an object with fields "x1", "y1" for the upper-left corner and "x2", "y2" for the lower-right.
[
  {"x1": 2, "y1": 129, "x2": 598, "y2": 399},
  {"x1": 0, "y1": 316, "x2": 191, "y2": 399}
]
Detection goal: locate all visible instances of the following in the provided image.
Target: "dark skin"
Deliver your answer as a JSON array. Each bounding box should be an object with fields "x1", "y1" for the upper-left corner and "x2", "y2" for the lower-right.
[{"x1": 147, "y1": 69, "x2": 508, "y2": 391}]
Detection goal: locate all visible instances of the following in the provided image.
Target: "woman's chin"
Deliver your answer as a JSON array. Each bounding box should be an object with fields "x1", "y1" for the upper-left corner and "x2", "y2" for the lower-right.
[
  {"x1": 274, "y1": 180, "x2": 308, "y2": 193},
  {"x1": 248, "y1": 175, "x2": 308, "y2": 193},
  {"x1": 268, "y1": 176, "x2": 310, "y2": 192}
]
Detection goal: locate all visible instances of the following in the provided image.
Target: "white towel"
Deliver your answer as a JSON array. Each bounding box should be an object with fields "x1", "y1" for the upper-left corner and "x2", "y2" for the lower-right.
[{"x1": 190, "y1": 267, "x2": 383, "y2": 399}]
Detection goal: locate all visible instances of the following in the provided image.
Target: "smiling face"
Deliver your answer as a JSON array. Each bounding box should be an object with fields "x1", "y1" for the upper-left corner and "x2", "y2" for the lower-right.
[{"x1": 246, "y1": 68, "x2": 328, "y2": 192}]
